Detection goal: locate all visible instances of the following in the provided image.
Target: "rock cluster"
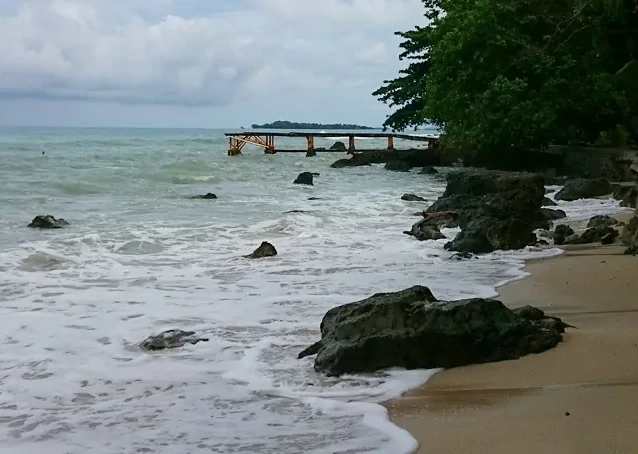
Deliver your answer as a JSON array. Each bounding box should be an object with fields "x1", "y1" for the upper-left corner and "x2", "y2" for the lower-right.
[
  {"x1": 298, "y1": 286, "x2": 570, "y2": 376},
  {"x1": 28, "y1": 215, "x2": 69, "y2": 229}
]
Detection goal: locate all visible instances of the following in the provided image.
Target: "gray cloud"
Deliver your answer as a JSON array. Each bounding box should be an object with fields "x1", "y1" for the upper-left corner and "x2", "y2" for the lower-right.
[{"x1": 0, "y1": 0, "x2": 424, "y2": 126}]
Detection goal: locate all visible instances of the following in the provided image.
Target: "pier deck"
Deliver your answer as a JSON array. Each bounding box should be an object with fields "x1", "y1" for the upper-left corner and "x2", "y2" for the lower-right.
[{"x1": 223, "y1": 131, "x2": 439, "y2": 156}]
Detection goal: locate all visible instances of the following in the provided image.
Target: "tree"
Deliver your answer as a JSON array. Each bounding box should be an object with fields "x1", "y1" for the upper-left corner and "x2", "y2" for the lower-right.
[{"x1": 374, "y1": 0, "x2": 638, "y2": 157}]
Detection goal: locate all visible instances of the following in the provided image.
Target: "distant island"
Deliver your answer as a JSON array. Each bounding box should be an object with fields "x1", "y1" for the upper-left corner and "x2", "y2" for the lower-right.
[{"x1": 250, "y1": 120, "x2": 375, "y2": 130}]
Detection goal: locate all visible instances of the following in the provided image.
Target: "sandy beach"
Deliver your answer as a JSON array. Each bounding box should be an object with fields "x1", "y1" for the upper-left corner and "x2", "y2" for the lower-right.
[{"x1": 387, "y1": 242, "x2": 638, "y2": 454}]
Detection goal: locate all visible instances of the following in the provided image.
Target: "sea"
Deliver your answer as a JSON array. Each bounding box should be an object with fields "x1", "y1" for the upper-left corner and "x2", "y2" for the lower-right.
[{"x1": 0, "y1": 127, "x2": 630, "y2": 454}]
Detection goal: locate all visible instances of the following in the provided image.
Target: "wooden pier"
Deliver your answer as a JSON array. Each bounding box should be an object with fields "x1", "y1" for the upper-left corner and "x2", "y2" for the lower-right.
[{"x1": 224, "y1": 131, "x2": 439, "y2": 156}]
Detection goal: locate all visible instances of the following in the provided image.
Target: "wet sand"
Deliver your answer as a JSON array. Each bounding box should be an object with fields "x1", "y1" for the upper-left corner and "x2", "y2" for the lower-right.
[{"x1": 386, "y1": 244, "x2": 638, "y2": 454}]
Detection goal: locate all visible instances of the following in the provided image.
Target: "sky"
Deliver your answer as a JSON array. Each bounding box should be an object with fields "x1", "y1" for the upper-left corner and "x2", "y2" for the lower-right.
[{"x1": 0, "y1": 0, "x2": 426, "y2": 128}]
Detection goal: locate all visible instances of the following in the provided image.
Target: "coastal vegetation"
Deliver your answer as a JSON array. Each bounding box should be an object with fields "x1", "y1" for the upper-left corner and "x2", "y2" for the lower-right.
[
  {"x1": 250, "y1": 120, "x2": 375, "y2": 130},
  {"x1": 374, "y1": 0, "x2": 638, "y2": 157}
]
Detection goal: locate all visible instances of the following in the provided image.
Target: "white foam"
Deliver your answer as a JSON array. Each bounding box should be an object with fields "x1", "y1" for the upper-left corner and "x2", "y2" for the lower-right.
[{"x1": 0, "y1": 143, "x2": 630, "y2": 454}]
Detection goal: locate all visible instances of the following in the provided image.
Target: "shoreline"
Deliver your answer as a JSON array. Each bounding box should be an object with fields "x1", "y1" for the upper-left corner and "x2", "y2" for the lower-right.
[{"x1": 384, "y1": 240, "x2": 638, "y2": 453}]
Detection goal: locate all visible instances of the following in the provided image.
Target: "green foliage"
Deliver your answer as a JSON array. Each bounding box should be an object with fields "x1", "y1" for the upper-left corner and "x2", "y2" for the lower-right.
[{"x1": 374, "y1": 0, "x2": 638, "y2": 154}]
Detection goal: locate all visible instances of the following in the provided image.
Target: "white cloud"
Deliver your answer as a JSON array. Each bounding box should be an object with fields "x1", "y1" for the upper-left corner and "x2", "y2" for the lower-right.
[{"x1": 0, "y1": 0, "x2": 425, "y2": 126}]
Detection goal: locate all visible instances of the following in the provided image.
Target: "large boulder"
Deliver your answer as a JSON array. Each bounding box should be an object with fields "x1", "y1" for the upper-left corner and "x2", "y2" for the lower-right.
[
  {"x1": 246, "y1": 241, "x2": 278, "y2": 259},
  {"x1": 293, "y1": 172, "x2": 314, "y2": 185},
  {"x1": 554, "y1": 178, "x2": 612, "y2": 201},
  {"x1": 28, "y1": 215, "x2": 69, "y2": 229},
  {"x1": 298, "y1": 286, "x2": 569, "y2": 376},
  {"x1": 424, "y1": 170, "x2": 546, "y2": 253}
]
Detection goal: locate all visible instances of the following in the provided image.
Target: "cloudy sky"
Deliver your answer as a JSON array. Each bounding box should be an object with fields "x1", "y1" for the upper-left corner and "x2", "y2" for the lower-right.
[{"x1": 0, "y1": 0, "x2": 425, "y2": 128}]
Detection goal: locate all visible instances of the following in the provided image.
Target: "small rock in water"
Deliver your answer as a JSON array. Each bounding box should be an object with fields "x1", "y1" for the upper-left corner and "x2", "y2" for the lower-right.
[
  {"x1": 293, "y1": 172, "x2": 314, "y2": 186},
  {"x1": 28, "y1": 215, "x2": 69, "y2": 229},
  {"x1": 542, "y1": 197, "x2": 557, "y2": 207},
  {"x1": 401, "y1": 193, "x2": 427, "y2": 202},
  {"x1": 246, "y1": 241, "x2": 278, "y2": 259},
  {"x1": 140, "y1": 329, "x2": 209, "y2": 351},
  {"x1": 191, "y1": 193, "x2": 217, "y2": 199},
  {"x1": 420, "y1": 166, "x2": 439, "y2": 175}
]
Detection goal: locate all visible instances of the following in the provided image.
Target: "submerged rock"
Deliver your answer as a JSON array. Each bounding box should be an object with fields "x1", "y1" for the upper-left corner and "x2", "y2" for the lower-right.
[
  {"x1": 541, "y1": 208, "x2": 567, "y2": 222},
  {"x1": 554, "y1": 178, "x2": 612, "y2": 201},
  {"x1": 246, "y1": 241, "x2": 278, "y2": 259},
  {"x1": 28, "y1": 215, "x2": 69, "y2": 229},
  {"x1": 140, "y1": 329, "x2": 209, "y2": 351},
  {"x1": 426, "y1": 170, "x2": 546, "y2": 253},
  {"x1": 401, "y1": 193, "x2": 426, "y2": 202},
  {"x1": 542, "y1": 197, "x2": 557, "y2": 206},
  {"x1": 293, "y1": 172, "x2": 314, "y2": 185},
  {"x1": 385, "y1": 161, "x2": 411, "y2": 172},
  {"x1": 420, "y1": 166, "x2": 439, "y2": 175},
  {"x1": 191, "y1": 193, "x2": 217, "y2": 199},
  {"x1": 299, "y1": 286, "x2": 569, "y2": 376}
]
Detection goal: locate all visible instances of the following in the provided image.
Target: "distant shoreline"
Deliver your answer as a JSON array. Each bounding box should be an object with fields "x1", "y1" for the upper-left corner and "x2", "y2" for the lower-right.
[{"x1": 249, "y1": 121, "x2": 375, "y2": 130}]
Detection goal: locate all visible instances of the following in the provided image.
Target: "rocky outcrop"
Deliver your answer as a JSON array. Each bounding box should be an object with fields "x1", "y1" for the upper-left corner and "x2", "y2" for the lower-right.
[
  {"x1": 612, "y1": 183, "x2": 638, "y2": 208},
  {"x1": 298, "y1": 286, "x2": 570, "y2": 376},
  {"x1": 330, "y1": 149, "x2": 439, "y2": 170},
  {"x1": 28, "y1": 215, "x2": 69, "y2": 229},
  {"x1": 587, "y1": 215, "x2": 620, "y2": 229},
  {"x1": 552, "y1": 224, "x2": 575, "y2": 245},
  {"x1": 554, "y1": 178, "x2": 612, "y2": 201},
  {"x1": 542, "y1": 197, "x2": 558, "y2": 206},
  {"x1": 420, "y1": 166, "x2": 439, "y2": 175},
  {"x1": 140, "y1": 330, "x2": 209, "y2": 351},
  {"x1": 330, "y1": 141, "x2": 347, "y2": 151},
  {"x1": 541, "y1": 208, "x2": 567, "y2": 222},
  {"x1": 293, "y1": 172, "x2": 314, "y2": 185},
  {"x1": 191, "y1": 193, "x2": 217, "y2": 199},
  {"x1": 246, "y1": 241, "x2": 278, "y2": 259},
  {"x1": 401, "y1": 194, "x2": 426, "y2": 202},
  {"x1": 423, "y1": 170, "x2": 546, "y2": 253}
]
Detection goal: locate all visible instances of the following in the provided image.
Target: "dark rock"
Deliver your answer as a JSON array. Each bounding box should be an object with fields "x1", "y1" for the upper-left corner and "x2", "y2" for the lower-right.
[
  {"x1": 426, "y1": 170, "x2": 546, "y2": 253},
  {"x1": 140, "y1": 330, "x2": 209, "y2": 351},
  {"x1": 554, "y1": 224, "x2": 575, "y2": 237},
  {"x1": 298, "y1": 340, "x2": 323, "y2": 359},
  {"x1": 564, "y1": 226, "x2": 619, "y2": 245},
  {"x1": 401, "y1": 194, "x2": 426, "y2": 202},
  {"x1": 331, "y1": 149, "x2": 439, "y2": 169},
  {"x1": 191, "y1": 193, "x2": 217, "y2": 199},
  {"x1": 542, "y1": 197, "x2": 558, "y2": 206},
  {"x1": 385, "y1": 161, "x2": 411, "y2": 172},
  {"x1": 554, "y1": 178, "x2": 612, "y2": 201},
  {"x1": 287, "y1": 210, "x2": 307, "y2": 214},
  {"x1": 293, "y1": 172, "x2": 314, "y2": 185},
  {"x1": 587, "y1": 215, "x2": 618, "y2": 229},
  {"x1": 308, "y1": 197, "x2": 321, "y2": 201},
  {"x1": 404, "y1": 211, "x2": 460, "y2": 242},
  {"x1": 420, "y1": 166, "x2": 439, "y2": 175},
  {"x1": 28, "y1": 215, "x2": 69, "y2": 229},
  {"x1": 621, "y1": 208, "x2": 638, "y2": 247},
  {"x1": 624, "y1": 244, "x2": 638, "y2": 255},
  {"x1": 450, "y1": 252, "x2": 476, "y2": 260},
  {"x1": 612, "y1": 184, "x2": 638, "y2": 208},
  {"x1": 300, "y1": 286, "x2": 569, "y2": 376},
  {"x1": 545, "y1": 188, "x2": 557, "y2": 194},
  {"x1": 306, "y1": 150, "x2": 317, "y2": 157},
  {"x1": 541, "y1": 208, "x2": 567, "y2": 222},
  {"x1": 246, "y1": 241, "x2": 278, "y2": 259},
  {"x1": 552, "y1": 224, "x2": 575, "y2": 246},
  {"x1": 330, "y1": 141, "x2": 347, "y2": 151}
]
